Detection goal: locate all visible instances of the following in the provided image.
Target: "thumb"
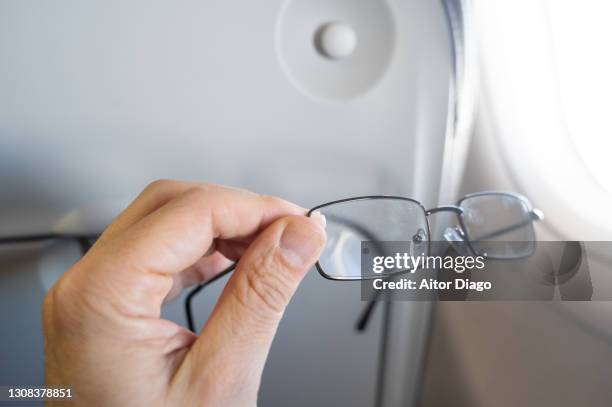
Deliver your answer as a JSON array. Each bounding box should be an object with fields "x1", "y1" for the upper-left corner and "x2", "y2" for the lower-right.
[{"x1": 183, "y1": 214, "x2": 326, "y2": 391}]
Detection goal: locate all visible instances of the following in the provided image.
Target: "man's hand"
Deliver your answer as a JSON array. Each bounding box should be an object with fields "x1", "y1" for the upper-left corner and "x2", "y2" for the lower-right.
[{"x1": 43, "y1": 180, "x2": 326, "y2": 406}]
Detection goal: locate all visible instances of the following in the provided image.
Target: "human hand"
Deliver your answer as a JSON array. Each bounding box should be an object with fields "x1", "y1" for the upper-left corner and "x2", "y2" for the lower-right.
[{"x1": 43, "y1": 180, "x2": 326, "y2": 406}]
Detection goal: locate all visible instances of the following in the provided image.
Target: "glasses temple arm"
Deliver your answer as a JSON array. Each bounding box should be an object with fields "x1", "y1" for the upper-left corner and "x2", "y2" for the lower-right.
[
  {"x1": 355, "y1": 290, "x2": 382, "y2": 332},
  {"x1": 185, "y1": 263, "x2": 237, "y2": 332}
]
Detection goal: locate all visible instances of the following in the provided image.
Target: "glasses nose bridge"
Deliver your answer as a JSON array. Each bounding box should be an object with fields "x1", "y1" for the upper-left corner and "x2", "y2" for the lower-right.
[{"x1": 425, "y1": 205, "x2": 464, "y2": 217}]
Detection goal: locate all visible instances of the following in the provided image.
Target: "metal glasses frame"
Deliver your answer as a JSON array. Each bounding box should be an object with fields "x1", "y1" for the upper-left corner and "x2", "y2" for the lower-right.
[
  {"x1": 307, "y1": 191, "x2": 542, "y2": 333},
  {"x1": 185, "y1": 191, "x2": 542, "y2": 332},
  {"x1": 307, "y1": 191, "x2": 543, "y2": 280}
]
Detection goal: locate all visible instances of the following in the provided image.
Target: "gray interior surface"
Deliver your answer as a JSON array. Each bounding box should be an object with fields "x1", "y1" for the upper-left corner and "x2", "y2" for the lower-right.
[{"x1": 0, "y1": 1, "x2": 454, "y2": 406}]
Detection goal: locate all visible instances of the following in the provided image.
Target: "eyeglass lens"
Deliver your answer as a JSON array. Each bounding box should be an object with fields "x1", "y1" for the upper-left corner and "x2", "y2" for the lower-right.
[
  {"x1": 314, "y1": 198, "x2": 429, "y2": 280},
  {"x1": 459, "y1": 194, "x2": 536, "y2": 259}
]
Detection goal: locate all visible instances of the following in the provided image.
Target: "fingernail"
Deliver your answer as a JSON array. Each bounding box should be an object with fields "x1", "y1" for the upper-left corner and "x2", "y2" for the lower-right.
[
  {"x1": 280, "y1": 218, "x2": 325, "y2": 268},
  {"x1": 310, "y1": 211, "x2": 327, "y2": 229}
]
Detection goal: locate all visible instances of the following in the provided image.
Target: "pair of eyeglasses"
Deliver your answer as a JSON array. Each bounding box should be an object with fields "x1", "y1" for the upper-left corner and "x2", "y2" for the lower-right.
[{"x1": 185, "y1": 191, "x2": 543, "y2": 332}]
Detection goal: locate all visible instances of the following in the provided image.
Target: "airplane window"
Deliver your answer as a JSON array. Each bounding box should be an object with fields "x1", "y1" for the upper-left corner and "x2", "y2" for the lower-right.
[
  {"x1": 546, "y1": 0, "x2": 612, "y2": 194},
  {"x1": 474, "y1": 0, "x2": 612, "y2": 241}
]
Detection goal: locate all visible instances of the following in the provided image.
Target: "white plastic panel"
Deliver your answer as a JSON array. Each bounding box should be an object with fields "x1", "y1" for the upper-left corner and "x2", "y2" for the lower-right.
[{"x1": 0, "y1": 1, "x2": 454, "y2": 406}]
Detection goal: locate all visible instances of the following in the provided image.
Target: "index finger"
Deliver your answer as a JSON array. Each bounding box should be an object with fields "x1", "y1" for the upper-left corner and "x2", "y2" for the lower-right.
[
  {"x1": 104, "y1": 185, "x2": 306, "y2": 277},
  {"x1": 98, "y1": 181, "x2": 257, "y2": 242}
]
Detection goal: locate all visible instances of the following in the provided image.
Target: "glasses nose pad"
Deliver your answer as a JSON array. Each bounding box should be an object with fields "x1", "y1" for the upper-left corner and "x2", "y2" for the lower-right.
[
  {"x1": 411, "y1": 228, "x2": 428, "y2": 256},
  {"x1": 444, "y1": 226, "x2": 469, "y2": 255}
]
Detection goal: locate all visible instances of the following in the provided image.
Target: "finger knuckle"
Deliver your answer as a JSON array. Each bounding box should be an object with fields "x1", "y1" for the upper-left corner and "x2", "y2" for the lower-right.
[
  {"x1": 42, "y1": 277, "x2": 74, "y2": 331},
  {"x1": 144, "y1": 178, "x2": 175, "y2": 193},
  {"x1": 182, "y1": 185, "x2": 212, "y2": 201},
  {"x1": 260, "y1": 194, "x2": 285, "y2": 209}
]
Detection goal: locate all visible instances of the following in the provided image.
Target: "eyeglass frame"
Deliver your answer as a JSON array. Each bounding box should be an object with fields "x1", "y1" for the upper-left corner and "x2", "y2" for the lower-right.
[
  {"x1": 307, "y1": 190, "x2": 544, "y2": 281},
  {"x1": 184, "y1": 191, "x2": 542, "y2": 331},
  {"x1": 307, "y1": 191, "x2": 543, "y2": 332}
]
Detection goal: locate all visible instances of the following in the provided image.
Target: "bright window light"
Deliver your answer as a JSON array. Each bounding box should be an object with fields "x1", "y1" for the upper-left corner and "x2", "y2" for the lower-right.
[
  {"x1": 546, "y1": 0, "x2": 612, "y2": 194},
  {"x1": 474, "y1": 0, "x2": 612, "y2": 240}
]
